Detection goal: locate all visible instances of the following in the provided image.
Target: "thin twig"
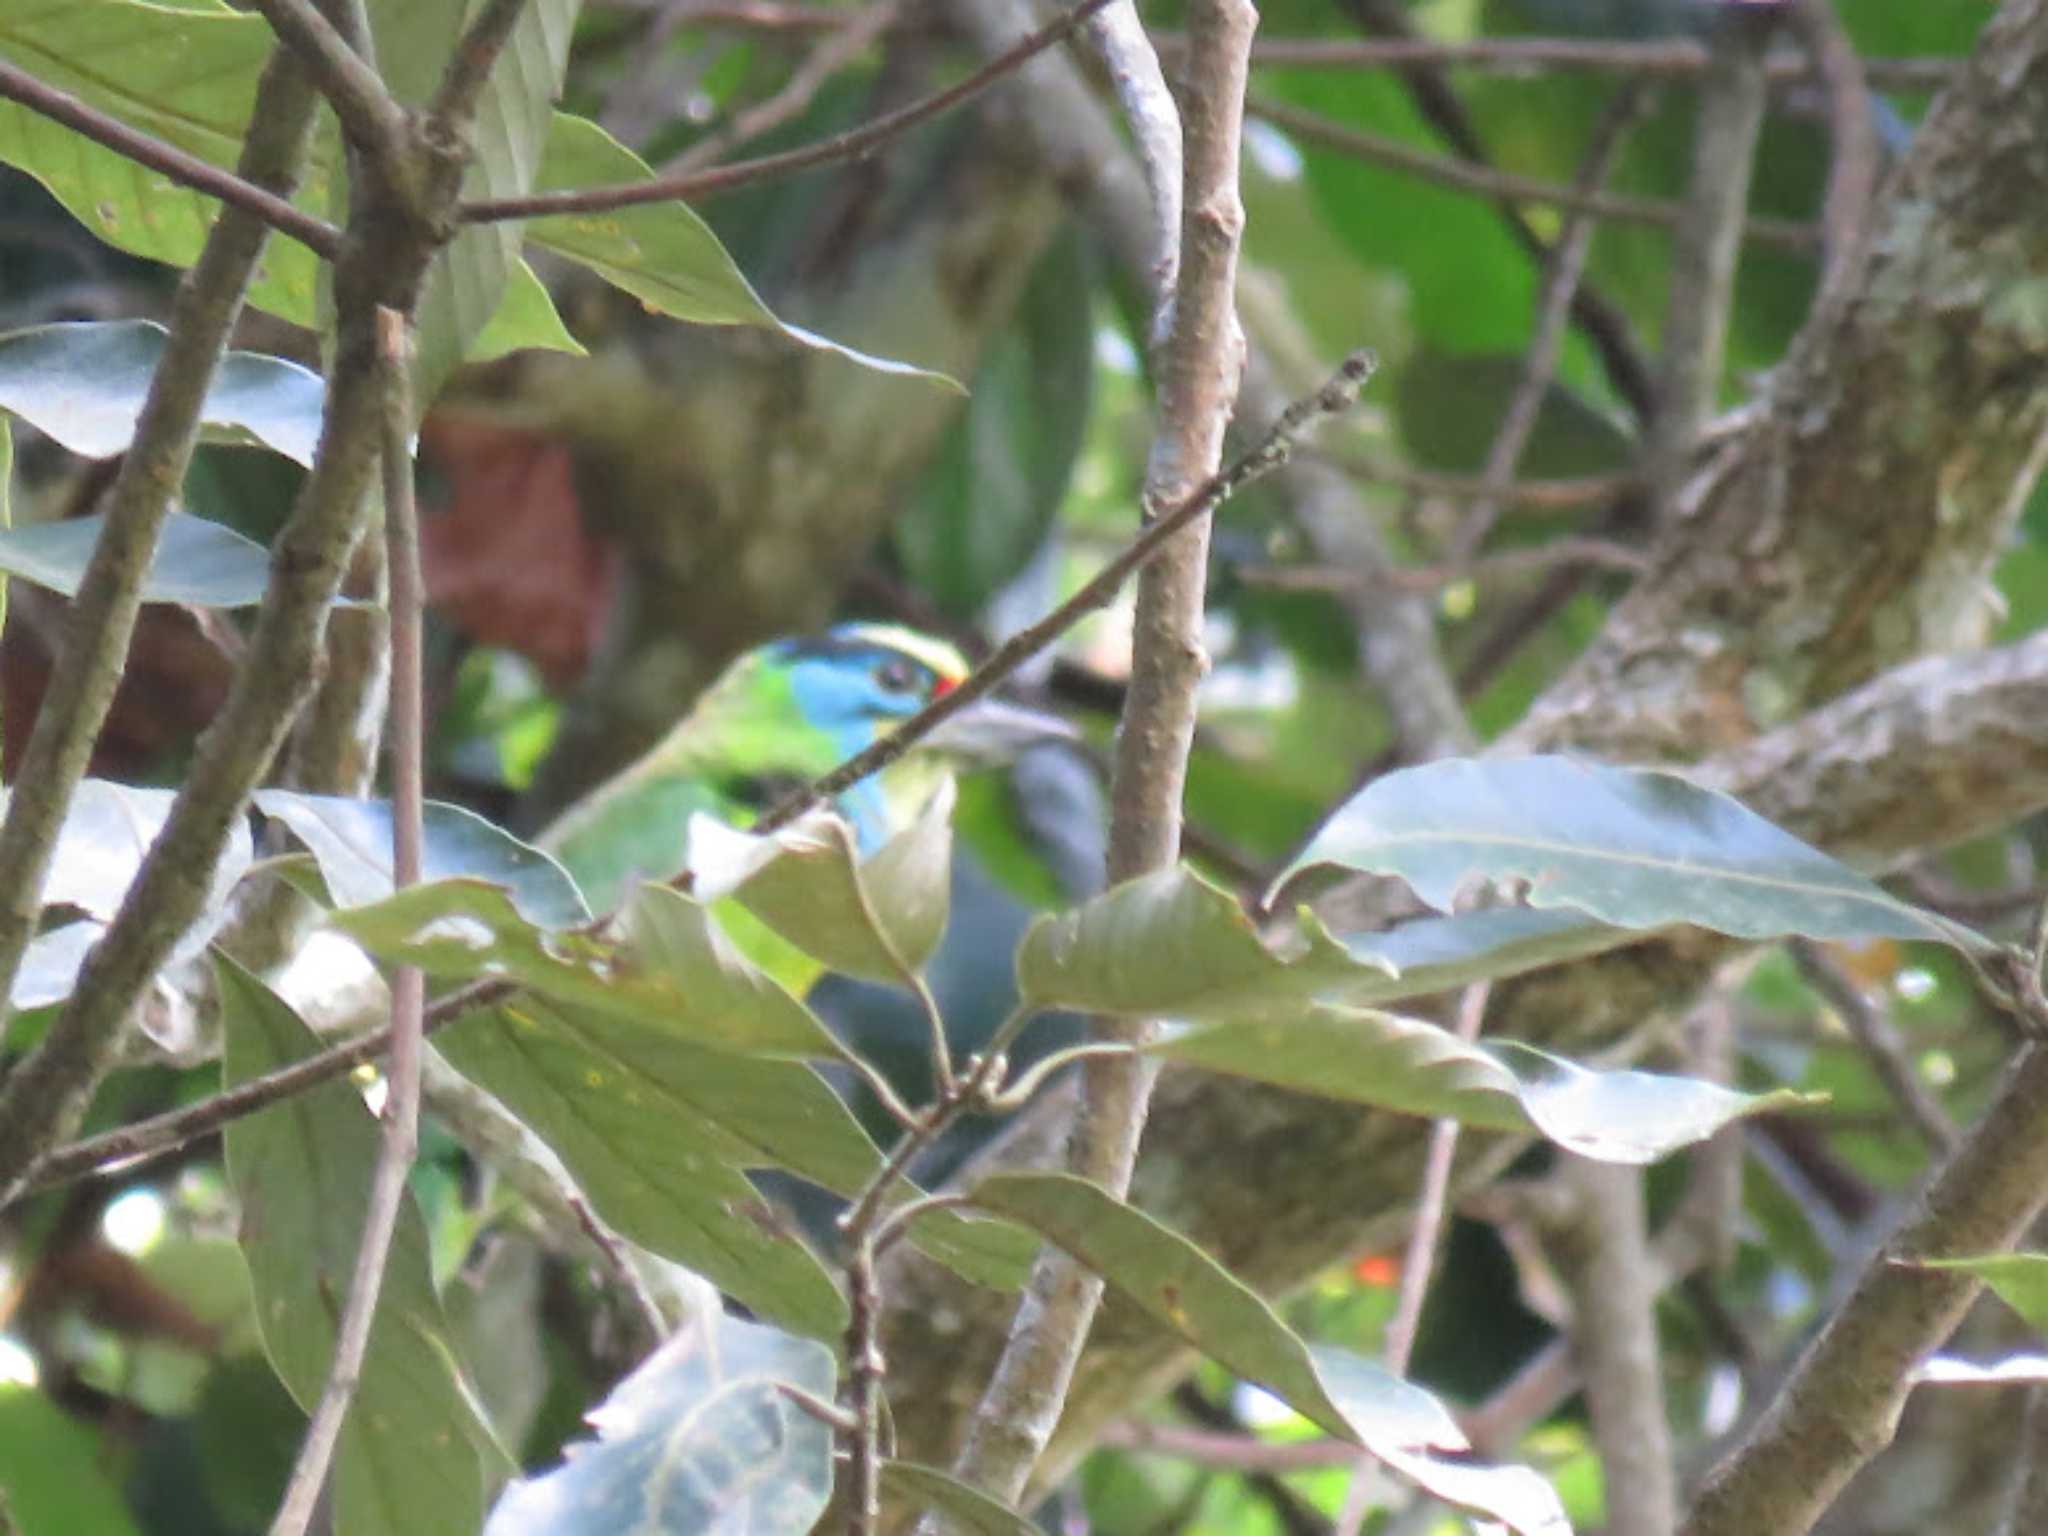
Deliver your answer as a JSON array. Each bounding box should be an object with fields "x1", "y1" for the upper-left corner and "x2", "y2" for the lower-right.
[
  {"x1": 663, "y1": 0, "x2": 903, "y2": 175},
  {"x1": 1449, "y1": 83, "x2": 1644, "y2": 563},
  {"x1": 568, "y1": 1192, "x2": 671, "y2": 1341},
  {"x1": 0, "y1": 59, "x2": 341, "y2": 258},
  {"x1": 1789, "y1": 0, "x2": 1879, "y2": 310},
  {"x1": 1156, "y1": 33, "x2": 1957, "y2": 91},
  {"x1": 249, "y1": 0, "x2": 411, "y2": 169},
  {"x1": 1334, "y1": 982, "x2": 1489, "y2": 1536},
  {"x1": 0, "y1": 47, "x2": 325, "y2": 1200},
  {"x1": 1322, "y1": 455, "x2": 1638, "y2": 511},
  {"x1": 1791, "y1": 940, "x2": 1958, "y2": 1157},
  {"x1": 761, "y1": 353, "x2": 1374, "y2": 836},
  {"x1": 1326, "y1": 0, "x2": 1658, "y2": 420},
  {"x1": 430, "y1": 0, "x2": 534, "y2": 130},
  {"x1": 1084, "y1": 0, "x2": 1182, "y2": 330},
  {"x1": 1238, "y1": 537, "x2": 1650, "y2": 596},
  {"x1": 269, "y1": 309, "x2": 425, "y2": 1536},
  {"x1": 1644, "y1": 11, "x2": 1772, "y2": 520},
  {"x1": 462, "y1": 0, "x2": 1121, "y2": 220},
  {"x1": 941, "y1": 0, "x2": 1252, "y2": 1509},
  {"x1": 1249, "y1": 94, "x2": 1818, "y2": 256}
]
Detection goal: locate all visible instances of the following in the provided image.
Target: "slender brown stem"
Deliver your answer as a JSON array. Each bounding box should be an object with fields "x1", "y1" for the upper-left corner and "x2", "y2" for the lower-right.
[
  {"x1": 0, "y1": 58, "x2": 340, "y2": 257},
  {"x1": 269, "y1": 308, "x2": 425, "y2": 1536},
  {"x1": 462, "y1": 0, "x2": 1120, "y2": 219}
]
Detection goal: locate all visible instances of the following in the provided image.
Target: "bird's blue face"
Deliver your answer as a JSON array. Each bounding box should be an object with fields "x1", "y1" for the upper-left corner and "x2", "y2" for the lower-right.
[{"x1": 773, "y1": 629, "x2": 959, "y2": 762}]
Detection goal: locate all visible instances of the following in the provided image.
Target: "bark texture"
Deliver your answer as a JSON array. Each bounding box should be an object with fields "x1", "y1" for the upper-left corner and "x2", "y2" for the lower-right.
[{"x1": 874, "y1": 0, "x2": 2048, "y2": 1497}]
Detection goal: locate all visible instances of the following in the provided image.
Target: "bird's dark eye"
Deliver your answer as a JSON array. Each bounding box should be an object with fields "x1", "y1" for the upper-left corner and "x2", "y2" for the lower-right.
[{"x1": 874, "y1": 656, "x2": 921, "y2": 695}]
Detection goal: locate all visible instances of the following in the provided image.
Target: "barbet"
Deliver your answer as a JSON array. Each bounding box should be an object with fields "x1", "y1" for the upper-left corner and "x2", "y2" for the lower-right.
[{"x1": 538, "y1": 624, "x2": 1069, "y2": 915}]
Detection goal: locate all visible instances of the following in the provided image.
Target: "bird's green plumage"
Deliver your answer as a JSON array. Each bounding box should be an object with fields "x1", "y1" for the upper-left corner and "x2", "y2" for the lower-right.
[{"x1": 537, "y1": 625, "x2": 985, "y2": 916}]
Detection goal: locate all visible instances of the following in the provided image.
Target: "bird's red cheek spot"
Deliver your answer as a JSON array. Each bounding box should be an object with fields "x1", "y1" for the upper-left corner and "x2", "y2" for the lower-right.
[{"x1": 933, "y1": 676, "x2": 958, "y2": 699}]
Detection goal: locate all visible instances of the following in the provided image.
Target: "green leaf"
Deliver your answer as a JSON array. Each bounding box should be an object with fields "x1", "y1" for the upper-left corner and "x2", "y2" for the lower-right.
[
  {"x1": 0, "y1": 320, "x2": 323, "y2": 464},
  {"x1": 1273, "y1": 755, "x2": 1982, "y2": 950},
  {"x1": 0, "y1": 0, "x2": 323, "y2": 325},
  {"x1": 1912, "y1": 1253, "x2": 2048, "y2": 1335},
  {"x1": 0, "y1": 1386, "x2": 143, "y2": 1536},
  {"x1": 437, "y1": 1000, "x2": 849, "y2": 1340},
  {"x1": 970, "y1": 1174, "x2": 1569, "y2": 1535},
  {"x1": 0, "y1": 509, "x2": 271, "y2": 607},
  {"x1": 1397, "y1": 352, "x2": 1634, "y2": 479},
  {"x1": 328, "y1": 879, "x2": 841, "y2": 1057},
  {"x1": 470, "y1": 258, "x2": 588, "y2": 362},
  {"x1": 1014, "y1": 864, "x2": 1393, "y2": 1019},
  {"x1": 881, "y1": 1461, "x2": 1039, "y2": 1536},
  {"x1": 484, "y1": 1311, "x2": 835, "y2": 1536},
  {"x1": 1150, "y1": 1007, "x2": 1810, "y2": 1162},
  {"x1": 525, "y1": 112, "x2": 960, "y2": 389},
  {"x1": 968, "y1": 1173, "x2": 1446, "y2": 1447},
  {"x1": 254, "y1": 789, "x2": 591, "y2": 929},
  {"x1": 1336, "y1": 907, "x2": 1634, "y2": 1004},
  {"x1": 710, "y1": 784, "x2": 956, "y2": 986},
  {"x1": 217, "y1": 958, "x2": 500, "y2": 1536},
  {"x1": 895, "y1": 226, "x2": 1094, "y2": 616},
  {"x1": 438, "y1": 995, "x2": 1032, "y2": 1294}
]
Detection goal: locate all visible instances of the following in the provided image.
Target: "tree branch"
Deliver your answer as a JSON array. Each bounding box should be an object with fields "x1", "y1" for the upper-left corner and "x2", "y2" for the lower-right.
[
  {"x1": 0, "y1": 45, "x2": 324, "y2": 1172},
  {"x1": 249, "y1": 0, "x2": 410, "y2": 170},
  {"x1": 0, "y1": 57, "x2": 341, "y2": 258},
  {"x1": 1682, "y1": 1039, "x2": 2048, "y2": 1536},
  {"x1": 939, "y1": 0, "x2": 1252, "y2": 1504}
]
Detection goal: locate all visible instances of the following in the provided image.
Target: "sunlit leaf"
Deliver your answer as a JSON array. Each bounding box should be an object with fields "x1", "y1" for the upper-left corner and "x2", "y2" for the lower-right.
[
  {"x1": 23, "y1": 777, "x2": 249, "y2": 945},
  {"x1": 0, "y1": 1, "x2": 322, "y2": 324},
  {"x1": 1912, "y1": 1354, "x2": 2048, "y2": 1386},
  {"x1": 1274, "y1": 756, "x2": 1980, "y2": 949},
  {"x1": 1334, "y1": 906, "x2": 1635, "y2": 1004},
  {"x1": 218, "y1": 959, "x2": 501, "y2": 1536},
  {"x1": 255, "y1": 789, "x2": 591, "y2": 929},
  {"x1": 485, "y1": 1311, "x2": 834, "y2": 1536},
  {"x1": 525, "y1": 113, "x2": 960, "y2": 389},
  {"x1": 0, "y1": 1387, "x2": 144, "y2": 1536},
  {"x1": 0, "y1": 320, "x2": 322, "y2": 463}
]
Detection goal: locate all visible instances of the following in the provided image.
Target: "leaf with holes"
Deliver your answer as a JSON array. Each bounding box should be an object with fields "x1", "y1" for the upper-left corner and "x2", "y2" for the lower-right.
[
  {"x1": 328, "y1": 879, "x2": 839, "y2": 1057},
  {"x1": 485, "y1": 1311, "x2": 833, "y2": 1536},
  {"x1": 1273, "y1": 756, "x2": 1981, "y2": 950}
]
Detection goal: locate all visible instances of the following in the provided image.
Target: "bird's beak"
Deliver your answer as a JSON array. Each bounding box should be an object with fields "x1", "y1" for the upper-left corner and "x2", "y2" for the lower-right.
[{"x1": 921, "y1": 695, "x2": 1077, "y2": 763}]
